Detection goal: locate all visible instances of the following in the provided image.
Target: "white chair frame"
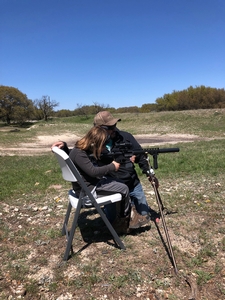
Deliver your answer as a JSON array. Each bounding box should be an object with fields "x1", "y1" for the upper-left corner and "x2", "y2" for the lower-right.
[{"x1": 52, "y1": 146, "x2": 126, "y2": 260}]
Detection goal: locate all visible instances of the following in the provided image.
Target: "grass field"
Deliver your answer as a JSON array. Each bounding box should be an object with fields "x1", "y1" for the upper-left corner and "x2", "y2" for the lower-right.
[{"x1": 0, "y1": 109, "x2": 225, "y2": 299}]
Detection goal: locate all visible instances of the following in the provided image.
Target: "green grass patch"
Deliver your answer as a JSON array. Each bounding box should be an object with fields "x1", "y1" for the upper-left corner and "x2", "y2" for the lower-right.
[
  {"x1": 0, "y1": 154, "x2": 68, "y2": 202},
  {"x1": 136, "y1": 139, "x2": 225, "y2": 180},
  {"x1": 1, "y1": 139, "x2": 225, "y2": 204}
]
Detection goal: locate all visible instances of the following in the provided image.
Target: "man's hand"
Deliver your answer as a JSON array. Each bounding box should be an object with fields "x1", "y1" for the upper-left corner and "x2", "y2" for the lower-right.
[
  {"x1": 148, "y1": 176, "x2": 159, "y2": 189},
  {"x1": 129, "y1": 155, "x2": 136, "y2": 163}
]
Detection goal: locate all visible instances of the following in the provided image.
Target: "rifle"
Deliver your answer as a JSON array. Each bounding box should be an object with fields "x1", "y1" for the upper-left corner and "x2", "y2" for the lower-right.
[{"x1": 102, "y1": 141, "x2": 180, "y2": 169}]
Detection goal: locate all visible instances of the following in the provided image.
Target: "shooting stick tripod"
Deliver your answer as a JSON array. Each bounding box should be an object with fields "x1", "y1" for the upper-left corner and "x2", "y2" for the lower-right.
[
  {"x1": 146, "y1": 153, "x2": 198, "y2": 299},
  {"x1": 147, "y1": 163, "x2": 178, "y2": 274}
]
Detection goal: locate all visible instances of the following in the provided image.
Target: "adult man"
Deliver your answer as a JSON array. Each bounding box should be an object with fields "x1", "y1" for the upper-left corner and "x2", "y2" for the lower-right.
[
  {"x1": 52, "y1": 111, "x2": 159, "y2": 228},
  {"x1": 93, "y1": 111, "x2": 158, "y2": 228}
]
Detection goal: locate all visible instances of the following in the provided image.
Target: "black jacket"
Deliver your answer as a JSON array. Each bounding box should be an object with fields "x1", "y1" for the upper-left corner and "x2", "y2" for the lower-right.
[
  {"x1": 62, "y1": 129, "x2": 149, "y2": 190},
  {"x1": 99, "y1": 129, "x2": 149, "y2": 189}
]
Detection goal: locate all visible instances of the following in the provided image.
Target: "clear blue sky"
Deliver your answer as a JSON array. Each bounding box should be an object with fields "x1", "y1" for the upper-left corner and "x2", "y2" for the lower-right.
[{"x1": 1, "y1": 0, "x2": 225, "y2": 110}]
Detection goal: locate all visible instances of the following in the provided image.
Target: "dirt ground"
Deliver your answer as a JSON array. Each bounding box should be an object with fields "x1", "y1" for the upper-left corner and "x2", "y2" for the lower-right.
[{"x1": 1, "y1": 133, "x2": 225, "y2": 300}]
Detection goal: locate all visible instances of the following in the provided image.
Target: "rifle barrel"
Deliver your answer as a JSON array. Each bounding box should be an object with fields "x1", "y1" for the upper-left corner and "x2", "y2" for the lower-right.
[
  {"x1": 145, "y1": 147, "x2": 180, "y2": 154},
  {"x1": 158, "y1": 148, "x2": 180, "y2": 153}
]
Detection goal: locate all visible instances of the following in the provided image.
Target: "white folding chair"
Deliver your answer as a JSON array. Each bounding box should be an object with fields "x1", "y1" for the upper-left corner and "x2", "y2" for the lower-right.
[{"x1": 52, "y1": 146, "x2": 126, "y2": 260}]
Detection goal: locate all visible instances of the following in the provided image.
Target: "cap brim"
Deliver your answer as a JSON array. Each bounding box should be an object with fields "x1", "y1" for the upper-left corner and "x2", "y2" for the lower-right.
[{"x1": 106, "y1": 118, "x2": 121, "y2": 126}]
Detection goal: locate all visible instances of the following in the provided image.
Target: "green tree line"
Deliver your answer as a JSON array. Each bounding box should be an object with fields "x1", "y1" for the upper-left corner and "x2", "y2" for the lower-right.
[
  {"x1": 0, "y1": 85, "x2": 225, "y2": 124},
  {"x1": 155, "y1": 85, "x2": 225, "y2": 111},
  {"x1": 52, "y1": 85, "x2": 225, "y2": 117}
]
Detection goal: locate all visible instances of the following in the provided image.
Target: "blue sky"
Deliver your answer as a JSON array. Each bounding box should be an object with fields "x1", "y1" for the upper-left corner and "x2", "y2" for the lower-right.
[{"x1": 1, "y1": 0, "x2": 225, "y2": 110}]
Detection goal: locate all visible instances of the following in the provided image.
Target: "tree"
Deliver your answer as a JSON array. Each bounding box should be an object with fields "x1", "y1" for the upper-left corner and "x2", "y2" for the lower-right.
[
  {"x1": 74, "y1": 104, "x2": 90, "y2": 118},
  {"x1": 116, "y1": 106, "x2": 140, "y2": 113},
  {"x1": 34, "y1": 95, "x2": 59, "y2": 121},
  {"x1": 54, "y1": 109, "x2": 74, "y2": 118},
  {"x1": 74, "y1": 102, "x2": 111, "y2": 117},
  {"x1": 0, "y1": 85, "x2": 35, "y2": 124},
  {"x1": 140, "y1": 103, "x2": 157, "y2": 113},
  {"x1": 92, "y1": 102, "x2": 110, "y2": 114}
]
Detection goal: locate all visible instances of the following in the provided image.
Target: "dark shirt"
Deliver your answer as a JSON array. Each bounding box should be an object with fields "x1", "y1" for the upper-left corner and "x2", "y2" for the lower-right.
[{"x1": 100, "y1": 130, "x2": 149, "y2": 189}]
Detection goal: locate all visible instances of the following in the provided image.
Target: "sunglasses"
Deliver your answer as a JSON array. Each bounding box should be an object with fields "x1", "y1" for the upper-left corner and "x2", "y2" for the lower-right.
[{"x1": 101, "y1": 124, "x2": 117, "y2": 130}]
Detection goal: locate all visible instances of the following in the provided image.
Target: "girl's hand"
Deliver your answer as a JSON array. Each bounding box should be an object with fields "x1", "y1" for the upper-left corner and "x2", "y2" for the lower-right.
[
  {"x1": 51, "y1": 141, "x2": 64, "y2": 150},
  {"x1": 112, "y1": 160, "x2": 120, "y2": 171}
]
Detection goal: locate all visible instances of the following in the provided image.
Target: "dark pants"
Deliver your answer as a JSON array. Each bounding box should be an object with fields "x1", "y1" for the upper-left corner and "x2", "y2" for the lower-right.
[{"x1": 96, "y1": 177, "x2": 131, "y2": 221}]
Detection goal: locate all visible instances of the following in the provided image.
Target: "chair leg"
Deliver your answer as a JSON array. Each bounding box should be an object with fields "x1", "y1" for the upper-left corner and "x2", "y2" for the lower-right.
[
  {"x1": 62, "y1": 202, "x2": 72, "y2": 236},
  {"x1": 62, "y1": 199, "x2": 125, "y2": 260},
  {"x1": 63, "y1": 199, "x2": 83, "y2": 261}
]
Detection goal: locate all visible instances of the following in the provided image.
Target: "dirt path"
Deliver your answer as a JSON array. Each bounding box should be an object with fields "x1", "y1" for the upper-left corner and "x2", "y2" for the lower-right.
[{"x1": 0, "y1": 133, "x2": 215, "y2": 156}]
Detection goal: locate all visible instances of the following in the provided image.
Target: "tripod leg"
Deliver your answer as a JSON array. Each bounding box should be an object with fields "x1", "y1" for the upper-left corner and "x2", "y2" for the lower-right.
[{"x1": 152, "y1": 180, "x2": 178, "y2": 274}]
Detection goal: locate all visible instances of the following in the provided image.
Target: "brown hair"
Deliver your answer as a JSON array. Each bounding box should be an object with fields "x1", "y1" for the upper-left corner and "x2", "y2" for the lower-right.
[{"x1": 75, "y1": 126, "x2": 108, "y2": 159}]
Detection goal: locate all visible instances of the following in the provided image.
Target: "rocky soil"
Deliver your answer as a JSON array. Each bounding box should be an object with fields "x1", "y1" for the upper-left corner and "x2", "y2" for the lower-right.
[{"x1": 1, "y1": 133, "x2": 225, "y2": 299}]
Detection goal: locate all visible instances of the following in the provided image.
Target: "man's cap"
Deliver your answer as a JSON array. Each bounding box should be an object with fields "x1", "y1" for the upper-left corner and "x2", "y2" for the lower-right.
[{"x1": 94, "y1": 111, "x2": 121, "y2": 126}]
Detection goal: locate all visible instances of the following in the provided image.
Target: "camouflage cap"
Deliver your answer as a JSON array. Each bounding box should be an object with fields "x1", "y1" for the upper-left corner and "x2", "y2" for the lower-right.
[{"x1": 94, "y1": 111, "x2": 121, "y2": 126}]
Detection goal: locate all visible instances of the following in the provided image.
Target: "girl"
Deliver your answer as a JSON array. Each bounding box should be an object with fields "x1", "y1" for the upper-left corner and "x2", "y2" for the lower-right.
[{"x1": 69, "y1": 126, "x2": 143, "y2": 233}]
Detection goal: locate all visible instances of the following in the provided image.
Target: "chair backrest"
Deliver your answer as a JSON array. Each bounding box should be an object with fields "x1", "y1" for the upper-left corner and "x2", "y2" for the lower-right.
[
  {"x1": 52, "y1": 146, "x2": 122, "y2": 207},
  {"x1": 52, "y1": 146, "x2": 78, "y2": 182},
  {"x1": 52, "y1": 146, "x2": 94, "y2": 198},
  {"x1": 53, "y1": 146, "x2": 123, "y2": 211}
]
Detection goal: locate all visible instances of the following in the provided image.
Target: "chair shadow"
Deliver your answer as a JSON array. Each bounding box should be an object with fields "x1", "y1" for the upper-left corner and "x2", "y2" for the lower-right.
[
  {"x1": 71, "y1": 208, "x2": 120, "y2": 254},
  {"x1": 71, "y1": 208, "x2": 151, "y2": 255}
]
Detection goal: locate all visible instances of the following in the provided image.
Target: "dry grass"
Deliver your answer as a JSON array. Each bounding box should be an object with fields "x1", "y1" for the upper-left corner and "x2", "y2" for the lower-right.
[{"x1": 0, "y1": 109, "x2": 225, "y2": 299}]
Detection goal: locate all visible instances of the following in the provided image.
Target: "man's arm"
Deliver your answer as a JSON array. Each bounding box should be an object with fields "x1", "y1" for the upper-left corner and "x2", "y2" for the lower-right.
[
  {"x1": 119, "y1": 131, "x2": 159, "y2": 186},
  {"x1": 120, "y1": 131, "x2": 150, "y2": 172}
]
